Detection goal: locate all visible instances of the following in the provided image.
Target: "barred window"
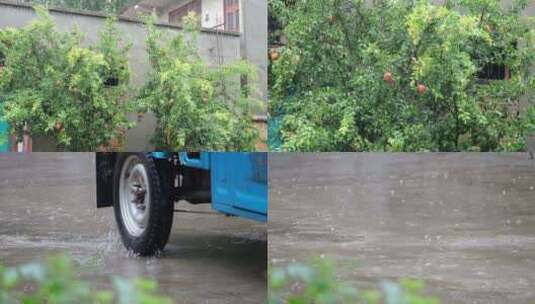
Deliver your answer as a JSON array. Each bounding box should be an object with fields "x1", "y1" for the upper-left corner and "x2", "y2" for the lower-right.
[{"x1": 224, "y1": 0, "x2": 239, "y2": 32}]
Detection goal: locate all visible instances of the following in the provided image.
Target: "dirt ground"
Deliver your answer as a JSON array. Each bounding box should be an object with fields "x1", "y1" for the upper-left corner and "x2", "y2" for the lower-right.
[
  {"x1": 269, "y1": 153, "x2": 535, "y2": 304},
  {"x1": 0, "y1": 153, "x2": 267, "y2": 304}
]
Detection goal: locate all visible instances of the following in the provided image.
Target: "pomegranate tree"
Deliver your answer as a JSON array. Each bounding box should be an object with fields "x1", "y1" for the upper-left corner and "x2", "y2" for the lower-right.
[{"x1": 270, "y1": 0, "x2": 535, "y2": 151}]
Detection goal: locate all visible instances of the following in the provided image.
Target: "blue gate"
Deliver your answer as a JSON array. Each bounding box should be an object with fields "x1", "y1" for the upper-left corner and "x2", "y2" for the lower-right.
[{"x1": 0, "y1": 100, "x2": 9, "y2": 152}]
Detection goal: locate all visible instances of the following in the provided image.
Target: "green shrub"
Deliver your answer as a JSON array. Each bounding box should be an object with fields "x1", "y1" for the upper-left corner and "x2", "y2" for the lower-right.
[
  {"x1": 0, "y1": 6, "x2": 133, "y2": 151},
  {"x1": 137, "y1": 13, "x2": 262, "y2": 151},
  {"x1": 0, "y1": 254, "x2": 172, "y2": 304},
  {"x1": 269, "y1": 257, "x2": 441, "y2": 304},
  {"x1": 270, "y1": 0, "x2": 535, "y2": 151}
]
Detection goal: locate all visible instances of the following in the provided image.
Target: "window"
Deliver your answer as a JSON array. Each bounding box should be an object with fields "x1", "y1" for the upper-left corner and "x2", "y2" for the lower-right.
[
  {"x1": 224, "y1": 0, "x2": 239, "y2": 32},
  {"x1": 477, "y1": 63, "x2": 509, "y2": 81},
  {"x1": 474, "y1": 41, "x2": 516, "y2": 82},
  {"x1": 0, "y1": 51, "x2": 5, "y2": 68},
  {"x1": 169, "y1": 0, "x2": 202, "y2": 26},
  {"x1": 104, "y1": 76, "x2": 119, "y2": 87}
]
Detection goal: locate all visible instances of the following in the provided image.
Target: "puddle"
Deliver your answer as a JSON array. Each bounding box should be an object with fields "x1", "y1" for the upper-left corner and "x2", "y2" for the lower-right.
[
  {"x1": 269, "y1": 153, "x2": 535, "y2": 304},
  {"x1": 0, "y1": 153, "x2": 267, "y2": 303}
]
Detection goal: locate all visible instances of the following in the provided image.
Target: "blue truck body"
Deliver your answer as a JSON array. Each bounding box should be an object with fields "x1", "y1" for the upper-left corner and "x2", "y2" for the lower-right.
[
  {"x1": 95, "y1": 152, "x2": 267, "y2": 255},
  {"x1": 150, "y1": 152, "x2": 268, "y2": 223}
]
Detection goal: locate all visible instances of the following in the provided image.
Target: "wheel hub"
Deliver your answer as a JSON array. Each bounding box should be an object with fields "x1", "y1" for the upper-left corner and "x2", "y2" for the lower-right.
[
  {"x1": 131, "y1": 183, "x2": 147, "y2": 210},
  {"x1": 119, "y1": 157, "x2": 151, "y2": 237}
]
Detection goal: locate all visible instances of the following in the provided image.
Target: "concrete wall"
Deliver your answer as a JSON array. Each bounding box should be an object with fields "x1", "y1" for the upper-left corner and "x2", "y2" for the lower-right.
[
  {"x1": 241, "y1": 0, "x2": 267, "y2": 105},
  {"x1": 0, "y1": 0, "x2": 267, "y2": 151}
]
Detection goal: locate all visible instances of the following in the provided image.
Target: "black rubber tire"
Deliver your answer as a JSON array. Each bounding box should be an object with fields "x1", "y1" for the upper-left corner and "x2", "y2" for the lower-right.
[{"x1": 113, "y1": 153, "x2": 174, "y2": 256}]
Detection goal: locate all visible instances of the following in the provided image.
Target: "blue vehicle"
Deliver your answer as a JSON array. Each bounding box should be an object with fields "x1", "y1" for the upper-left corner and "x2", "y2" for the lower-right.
[{"x1": 96, "y1": 152, "x2": 267, "y2": 256}]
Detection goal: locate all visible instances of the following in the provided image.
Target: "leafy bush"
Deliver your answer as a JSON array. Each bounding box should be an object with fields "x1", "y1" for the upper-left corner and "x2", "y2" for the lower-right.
[
  {"x1": 0, "y1": 6, "x2": 133, "y2": 151},
  {"x1": 137, "y1": 13, "x2": 262, "y2": 151},
  {"x1": 0, "y1": 254, "x2": 172, "y2": 304},
  {"x1": 269, "y1": 257, "x2": 440, "y2": 304},
  {"x1": 270, "y1": 0, "x2": 535, "y2": 151}
]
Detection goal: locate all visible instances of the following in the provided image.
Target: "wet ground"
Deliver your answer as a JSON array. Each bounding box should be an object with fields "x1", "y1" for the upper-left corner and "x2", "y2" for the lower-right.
[
  {"x1": 269, "y1": 153, "x2": 535, "y2": 304},
  {"x1": 0, "y1": 153, "x2": 267, "y2": 304}
]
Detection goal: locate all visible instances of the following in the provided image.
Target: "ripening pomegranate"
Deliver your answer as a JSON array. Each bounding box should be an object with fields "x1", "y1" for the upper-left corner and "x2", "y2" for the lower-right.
[
  {"x1": 383, "y1": 72, "x2": 394, "y2": 84},
  {"x1": 54, "y1": 121, "x2": 62, "y2": 131},
  {"x1": 417, "y1": 84, "x2": 427, "y2": 95},
  {"x1": 269, "y1": 49, "x2": 280, "y2": 61},
  {"x1": 328, "y1": 15, "x2": 336, "y2": 23}
]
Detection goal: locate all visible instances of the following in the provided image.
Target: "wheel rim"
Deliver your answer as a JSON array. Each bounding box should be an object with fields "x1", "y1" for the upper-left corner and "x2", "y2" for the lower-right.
[{"x1": 119, "y1": 155, "x2": 151, "y2": 237}]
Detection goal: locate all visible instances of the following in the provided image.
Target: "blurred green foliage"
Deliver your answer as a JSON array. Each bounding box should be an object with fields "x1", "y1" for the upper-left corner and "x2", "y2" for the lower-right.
[
  {"x1": 0, "y1": 254, "x2": 172, "y2": 304},
  {"x1": 269, "y1": 257, "x2": 441, "y2": 304},
  {"x1": 270, "y1": 0, "x2": 535, "y2": 151}
]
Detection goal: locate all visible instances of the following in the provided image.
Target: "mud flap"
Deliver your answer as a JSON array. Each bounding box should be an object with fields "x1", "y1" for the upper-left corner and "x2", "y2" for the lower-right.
[{"x1": 96, "y1": 153, "x2": 116, "y2": 208}]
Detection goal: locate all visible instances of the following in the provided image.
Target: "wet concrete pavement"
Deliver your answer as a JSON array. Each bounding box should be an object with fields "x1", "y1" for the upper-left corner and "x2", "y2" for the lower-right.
[
  {"x1": 269, "y1": 153, "x2": 535, "y2": 304},
  {"x1": 0, "y1": 153, "x2": 267, "y2": 304}
]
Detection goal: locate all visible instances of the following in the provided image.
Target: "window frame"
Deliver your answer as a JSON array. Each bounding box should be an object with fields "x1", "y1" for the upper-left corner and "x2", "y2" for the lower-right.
[
  {"x1": 223, "y1": 0, "x2": 240, "y2": 32},
  {"x1": 168, "y1": 0, "x2": 202, "y2": 26}
]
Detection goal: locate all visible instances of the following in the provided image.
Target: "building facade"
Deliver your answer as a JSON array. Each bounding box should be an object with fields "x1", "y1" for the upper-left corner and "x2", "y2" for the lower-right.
[{"x1": 123, "y1": 0, "x2": 242, "y2": 32}]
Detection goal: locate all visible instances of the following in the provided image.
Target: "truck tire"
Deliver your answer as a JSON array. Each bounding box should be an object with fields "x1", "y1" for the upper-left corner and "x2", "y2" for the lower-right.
[{"x1": 113, "y1": 153, "x2": 174, "y2": 256}]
